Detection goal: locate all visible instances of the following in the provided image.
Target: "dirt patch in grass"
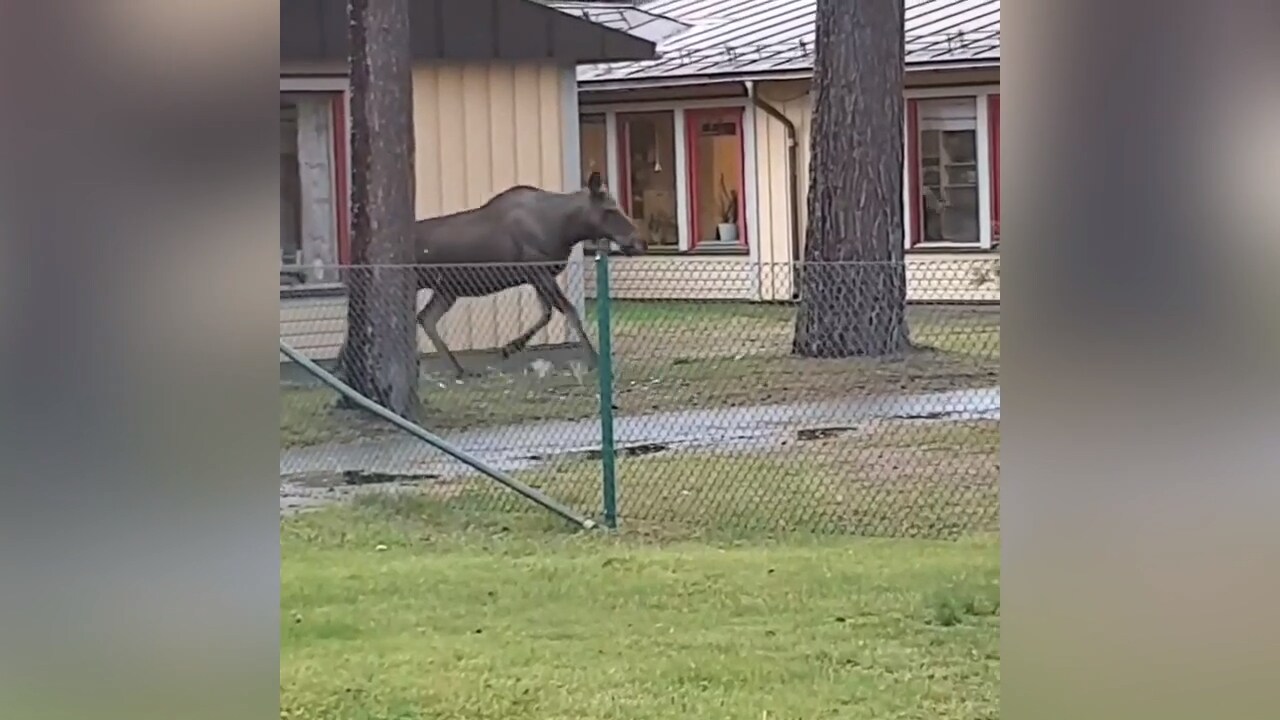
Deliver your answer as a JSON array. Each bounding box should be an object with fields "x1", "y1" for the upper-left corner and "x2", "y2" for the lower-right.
[{"x1": 281, "y1": 303, "x2": 999, "y2": 449}]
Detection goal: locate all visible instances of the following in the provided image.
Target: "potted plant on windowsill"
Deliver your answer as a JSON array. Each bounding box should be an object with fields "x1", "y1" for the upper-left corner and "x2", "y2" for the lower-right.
[{"x1": 716, "y1": 175, "x2": 739, "y2": 243}]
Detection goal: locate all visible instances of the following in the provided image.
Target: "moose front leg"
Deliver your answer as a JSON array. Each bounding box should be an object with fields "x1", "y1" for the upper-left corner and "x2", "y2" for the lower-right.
[
  {"x1": 542, "y1": 283, "x2": 598, "y2": 370},
  {"x1": 500, "y1": 293, "x2": 555, "y2": 359}
]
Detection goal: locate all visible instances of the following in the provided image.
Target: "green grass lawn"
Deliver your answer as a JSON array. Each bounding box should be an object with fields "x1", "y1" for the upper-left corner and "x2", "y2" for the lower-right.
[
  {"x1": 282, "y1": 505, "x2": 1000, "y2": 720},
  {"x1": 281, "y1": 413, "x2": 1001, "y2": 718},
  {"x1": 281, "y1": 302, "x2": 999, "y2": 449}
]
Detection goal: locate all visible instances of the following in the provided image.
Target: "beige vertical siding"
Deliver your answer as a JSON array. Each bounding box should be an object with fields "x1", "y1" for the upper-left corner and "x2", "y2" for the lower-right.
[
  {"x1": 413, "y1": 63, "x2": 572, "y2": 353},
  {"x1": 753, "y1": 80, "x2": 814, "y2": 301},
  {"x1": 281, "y1": 62, "x2": 578, "y2": 362}
]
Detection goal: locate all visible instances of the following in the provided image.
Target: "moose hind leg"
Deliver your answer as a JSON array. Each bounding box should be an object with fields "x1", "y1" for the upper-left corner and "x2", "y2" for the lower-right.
[{"x1": 416, "y1": 292, "x2": 469, "y2": 378}]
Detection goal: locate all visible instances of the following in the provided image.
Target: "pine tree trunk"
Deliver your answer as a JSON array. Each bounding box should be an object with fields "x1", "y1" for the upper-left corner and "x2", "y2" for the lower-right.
[
  {"x1": 792, "y1": 0, "x2": 910, "y2": 358},
  {"x1": 338, "y1": 0, "x2": 422, "y2": 421}
]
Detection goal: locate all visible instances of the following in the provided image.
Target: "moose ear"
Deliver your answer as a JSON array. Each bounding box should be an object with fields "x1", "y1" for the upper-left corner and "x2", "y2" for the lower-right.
[{"x1": 586, "y1": 171, "x2": 604, "y2": 197}]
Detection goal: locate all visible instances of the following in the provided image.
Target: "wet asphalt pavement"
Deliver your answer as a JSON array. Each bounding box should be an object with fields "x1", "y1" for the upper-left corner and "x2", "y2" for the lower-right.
[{"x1": 280, "y1": 386, "x2": 999, "y2": 514}]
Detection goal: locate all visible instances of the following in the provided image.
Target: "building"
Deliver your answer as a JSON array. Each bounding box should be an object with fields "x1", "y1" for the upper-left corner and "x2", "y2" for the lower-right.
[
  {"x1": 557, "y1": 0, "x2": 1001, "y2": 302},
  {"x1": 279, "y1": 0, "x2": 655, "y2": 363}
]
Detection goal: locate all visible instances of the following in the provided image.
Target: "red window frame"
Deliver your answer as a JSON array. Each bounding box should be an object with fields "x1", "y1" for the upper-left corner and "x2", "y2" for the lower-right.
[
  {"x1": 906, "y1": 94, "x2": 995, "y2": 249},
  {"x1": 987, "y1": 93, "x2": 1000, "y2": 244},
  {"x1": 684, "y1": 107, "x2": 748, "y2": 250},
  {"x1": 329, "y1": 92, "x2": 352, "y2": 266},
  {"x1": 906, "y1": 99, "x2": 923, "y2": 247}
]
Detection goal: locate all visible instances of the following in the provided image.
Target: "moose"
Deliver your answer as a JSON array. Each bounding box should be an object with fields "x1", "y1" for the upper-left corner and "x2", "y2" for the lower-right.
[{"x1": 411, "y1": 172, "x2": 645, "y2": 377}]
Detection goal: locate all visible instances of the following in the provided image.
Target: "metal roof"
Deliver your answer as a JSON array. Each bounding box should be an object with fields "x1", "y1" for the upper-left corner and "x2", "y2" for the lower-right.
[
  {"x1": 282, "y1": 0, "x2": 657, "y2": 65},
  {"x1": 559, "y1": 0, "x2": 1000, "y2": 85},
  {"x1": 545, "y1": 2, "x2": 693, "y2": 44}
]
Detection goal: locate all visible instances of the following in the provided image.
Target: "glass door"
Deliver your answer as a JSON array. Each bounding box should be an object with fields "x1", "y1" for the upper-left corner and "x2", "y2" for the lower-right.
[
  {"x1": 686, "y1": 108, "x2": 746, "y2": 248},
  {"x1": 616, "y1": 111, "x2": 679, "y2": 250}
]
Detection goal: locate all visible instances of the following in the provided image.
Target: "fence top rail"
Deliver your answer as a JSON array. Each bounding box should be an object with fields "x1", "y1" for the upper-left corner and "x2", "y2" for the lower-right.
[{"x1": 282, "y1": 259, "x2": 987, "y2": 271}]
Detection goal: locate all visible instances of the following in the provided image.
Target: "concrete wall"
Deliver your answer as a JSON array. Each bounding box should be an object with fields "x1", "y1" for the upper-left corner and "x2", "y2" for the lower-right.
[
  {"x1": 584, "y1": 256, "x2": 758, "y2": 300},
  {"x1": 581, "y1": 254, "x2": 1000, "y2": 303}
]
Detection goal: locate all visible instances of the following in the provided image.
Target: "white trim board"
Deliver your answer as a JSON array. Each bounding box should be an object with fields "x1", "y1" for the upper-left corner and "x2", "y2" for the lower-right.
[
  {"x1": 280, "y1": 76, "x2": 349, "y2": 93},
  {"x1": 974, "y1": 96, "x2": 993, "y2": 252},
  {"x1": 672, "y1": 107, "x2": 691, "y2": 252},
  {"x1": 904, "y1": 84, "x2": 1000, "y2": 99},
  {"x1": 560, "y1": 67, "x2": 586, "y2": 316}
]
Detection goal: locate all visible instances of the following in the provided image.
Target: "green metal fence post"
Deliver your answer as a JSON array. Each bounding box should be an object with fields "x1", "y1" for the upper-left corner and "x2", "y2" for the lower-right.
[{"x1": 594, "y1": 249, "x2": 618, "y2": 529}]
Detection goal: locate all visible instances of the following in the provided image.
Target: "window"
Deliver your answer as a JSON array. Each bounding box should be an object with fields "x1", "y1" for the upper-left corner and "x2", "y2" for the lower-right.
[
  {"x1": 577, "y1": 103, "x2": 756, "y2": 254},
  {"x1": 579, "y1": 114, "x2": 607, "y2": 187},
  {"x1": 578, "y1": 114, "x2": 610, "y2": 254},
  {"x1": 910, "y1": 97, "x2": 981, "y2": 245},
  {"x1": 617, "y1": 111, "x2": 679, "y2": 250},
  {"x1": 280, "y1": 92, "x2": 348, "y2": 288},
  {"x1": 686, "y1": 108, "x2": 747, "y2": 249}
]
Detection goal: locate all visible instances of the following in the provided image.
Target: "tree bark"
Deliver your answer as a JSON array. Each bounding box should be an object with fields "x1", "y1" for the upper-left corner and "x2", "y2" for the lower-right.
[
  {"x1": 792, "y1": 0, "x2": 910, "y2": 358},
  {"x1": 337, "y1": 0, "x2": 422, "y2": 421}
]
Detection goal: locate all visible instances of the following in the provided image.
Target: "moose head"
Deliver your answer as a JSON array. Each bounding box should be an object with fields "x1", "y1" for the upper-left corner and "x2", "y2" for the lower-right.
[{"x1": 581, "y1": 171, "x2": 645, "y2": 256}]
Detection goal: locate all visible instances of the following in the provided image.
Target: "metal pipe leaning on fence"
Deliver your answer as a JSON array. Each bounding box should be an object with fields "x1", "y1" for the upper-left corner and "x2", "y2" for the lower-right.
[{"x1": 278, "y1": 339, "x2": 598, "y2": 531}]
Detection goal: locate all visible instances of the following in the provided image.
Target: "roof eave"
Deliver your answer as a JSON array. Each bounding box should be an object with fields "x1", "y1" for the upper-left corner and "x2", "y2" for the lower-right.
[
  {"x1": 281, "y1": 0, "x2": 656, "y2": 66},
  {"x1": 578, "y1": 57, "x2": 1000, "y2": 90},
  {"x1": 907, "y1": 57, "x2": 1001, "y2": 73},
  {"x1": 579, "y1": 70, "x2": 811, "y2": 91}
]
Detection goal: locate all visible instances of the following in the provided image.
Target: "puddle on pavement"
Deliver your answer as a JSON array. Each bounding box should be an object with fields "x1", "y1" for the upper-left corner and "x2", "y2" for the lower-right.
[
  {"x1": 795, "y1": 426, "x2": 858, "y2": 441},
  {"x1": 583, "y1": 442, "x2": 670, "y2": 460},
  {"x1": 890, "y1": 410, "x2": 957, "y2": 420},
  {"x1": 342, "y1": 470, "x2": 439, "y2": 486},
  {"x1": 522, "y1": 442, "x2": 672, "y2": 464}
]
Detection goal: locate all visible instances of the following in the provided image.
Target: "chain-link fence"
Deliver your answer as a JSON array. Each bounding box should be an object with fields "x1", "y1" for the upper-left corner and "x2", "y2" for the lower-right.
[{"x1": 280, "y1": 258, "x2": 999, "y2": 538}]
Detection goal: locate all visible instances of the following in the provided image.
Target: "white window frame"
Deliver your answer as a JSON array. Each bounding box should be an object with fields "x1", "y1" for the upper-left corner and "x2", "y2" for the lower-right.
[
  {"x1": 280, "y1": 76, "x2": 351, "y2": 292},
  {"x1": 280, "y1": 76, "x2": 351, "y2": 190},
  {"x1": 580, "y1": 98, "x2": 759, "y2": 261},
  {"x1": 903, "y1": 85, "x2": 998, "y2": 251}
]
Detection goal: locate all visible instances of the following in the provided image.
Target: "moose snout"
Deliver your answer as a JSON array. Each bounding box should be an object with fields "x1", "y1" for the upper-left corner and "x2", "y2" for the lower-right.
[{"x1": 620, "y1": 231, "x2": 646, "y2": 256}]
